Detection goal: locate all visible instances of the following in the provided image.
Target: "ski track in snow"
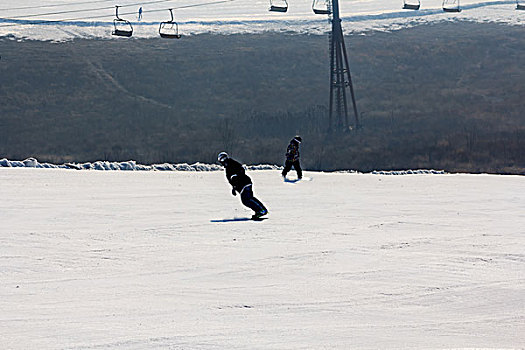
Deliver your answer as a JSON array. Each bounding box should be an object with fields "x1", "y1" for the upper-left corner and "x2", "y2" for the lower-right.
[
  {"x1": 1, "y1": 168, "x2": 524, "y2": 349},
  {"x1": 83, "y1": 58, "x2": 173, "y2": 110}
]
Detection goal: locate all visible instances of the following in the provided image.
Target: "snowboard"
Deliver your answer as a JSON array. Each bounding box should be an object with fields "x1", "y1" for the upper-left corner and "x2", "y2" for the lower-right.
[
  {"x1": 283, "y1": 176, "x2": 313, "y2": 183},
  {"x1": 211, "y1": 217, "x2": 267, "y2": 223}
]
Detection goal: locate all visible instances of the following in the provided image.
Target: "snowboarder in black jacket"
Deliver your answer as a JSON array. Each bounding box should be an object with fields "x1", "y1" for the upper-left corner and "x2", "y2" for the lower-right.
[
  {"x1": 282, "y1": 136, "x2": 302, "y2": 179},
  {"x1": 218, "y1": 152, "x2": 268, "y2": 219}
]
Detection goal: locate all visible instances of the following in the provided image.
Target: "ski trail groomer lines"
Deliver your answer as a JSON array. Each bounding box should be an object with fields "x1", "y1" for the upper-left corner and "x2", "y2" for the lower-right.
[
  {"x1": 282, "y1": 135, "x2": 302, "y2": 180},
  {"x1": 217, "y1": 152, "x2": 268, "y2": 219}
]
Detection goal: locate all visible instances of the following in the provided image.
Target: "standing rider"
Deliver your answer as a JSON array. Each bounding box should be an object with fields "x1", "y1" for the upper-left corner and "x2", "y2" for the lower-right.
[
  {"x1": 282, "y1": 136, "x2": 302, "y2": 180},
  {"x1": 218, "y1": 152, "x2": 268, "y2": 219}
]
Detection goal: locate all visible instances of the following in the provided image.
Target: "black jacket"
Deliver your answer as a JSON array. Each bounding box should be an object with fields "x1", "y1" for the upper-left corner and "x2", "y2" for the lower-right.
[
  {"x1": 224, "y1": 158, "x2": 252, "y2": 192},
  {"x1": 285, "y1": 140, "x2": 300, "y2": 162}
]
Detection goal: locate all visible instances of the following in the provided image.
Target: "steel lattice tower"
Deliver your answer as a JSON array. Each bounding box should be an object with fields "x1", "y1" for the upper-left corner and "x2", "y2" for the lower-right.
[{"x1": 328, "y1": 0, "x2": 360, "y2": 131}]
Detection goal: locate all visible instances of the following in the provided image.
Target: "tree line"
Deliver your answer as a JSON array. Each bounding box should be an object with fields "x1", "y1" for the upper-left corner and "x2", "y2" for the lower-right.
[{"x1": 0, "y1": 22, "x2": 523, "y2": 173}]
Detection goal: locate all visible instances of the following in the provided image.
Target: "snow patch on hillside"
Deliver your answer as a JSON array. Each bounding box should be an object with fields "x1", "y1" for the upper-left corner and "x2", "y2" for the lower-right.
[
  {"x1": 0, "y1": 157, "x2": 448, "y2": 174},
  {"x1": 0, "y1": 157, "x2": 280, "y2": 172},
  {"x1": 0, "y1": 0, "x2": 522, "y2": 41}
]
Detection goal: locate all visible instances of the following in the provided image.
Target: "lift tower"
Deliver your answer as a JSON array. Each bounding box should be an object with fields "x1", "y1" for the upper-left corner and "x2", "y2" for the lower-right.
[{"x1": 328, "y1": 0, "x2": 360, "y2": 131}]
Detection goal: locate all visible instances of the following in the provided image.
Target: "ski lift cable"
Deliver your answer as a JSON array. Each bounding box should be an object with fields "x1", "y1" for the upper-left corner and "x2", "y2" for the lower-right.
[
  {"x1": 1, "y1": 0, "x2": 515, "y2": 22},
  {"x1": 2, "y1": 5, "x2": 125, "y2": 20},
  {"x1": 1, "y1": 0, "x2": 189, "y2": 20},
  {"x1": 0, "y1": 0, "x2": 117, "y2": 12},
  {"x1": 0, "y1": 0, "x2": 236, "y2": 28}
]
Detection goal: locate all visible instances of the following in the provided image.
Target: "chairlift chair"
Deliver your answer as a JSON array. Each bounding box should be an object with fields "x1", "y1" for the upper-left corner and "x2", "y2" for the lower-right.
[
  {"x1": 159, "y1": 9, "x2": 181, "y2": 39},
  {"x1": 442, "y1": 0, "x2": 461, "y2": 12},
  {"x1": 402, "y1": 0, "x2": 420, "y2": 10},
  {"x1": 312, "y1": 0, "x2": 331, "y2": 15},
  {"x1": 517, "y1": 0, "x2": 525, "y2": 10},
  {"x1": 269, "y1": 0, "x2": 288, "y2": 12},
  {"x1": 112, "y1": 5, "x2": 133, "y2": 37}
]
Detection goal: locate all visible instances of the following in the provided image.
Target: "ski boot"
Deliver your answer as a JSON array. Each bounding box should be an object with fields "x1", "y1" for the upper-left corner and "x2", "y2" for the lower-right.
[{"x1": 252, "y1": 209, "x2": 268, "y2": 220}]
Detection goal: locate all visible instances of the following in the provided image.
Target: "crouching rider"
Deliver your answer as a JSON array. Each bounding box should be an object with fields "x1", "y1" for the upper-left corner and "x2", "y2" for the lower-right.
[{"x1": 218, "y1": 152, "x2": 268, "y2": 219}]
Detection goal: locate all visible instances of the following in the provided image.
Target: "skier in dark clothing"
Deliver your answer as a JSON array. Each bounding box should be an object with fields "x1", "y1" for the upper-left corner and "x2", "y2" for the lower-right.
[
  {"x1": 282, "y1": 136, "x2": 302, "y2": 179},
  {"x1": 218, "y1": 152, "x2": 268, "y2": 219}
]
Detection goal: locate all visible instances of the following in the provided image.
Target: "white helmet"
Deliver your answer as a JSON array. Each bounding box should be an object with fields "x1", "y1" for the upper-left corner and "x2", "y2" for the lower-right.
[{"x1": 217, "y1": 152, "x2": 228, "y2": 163}]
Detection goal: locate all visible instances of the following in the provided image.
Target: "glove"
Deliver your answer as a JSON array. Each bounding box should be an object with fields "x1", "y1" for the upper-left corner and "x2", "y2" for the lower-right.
[{"x1": 232, "y1": 188, "x2": 237, "y2": 196}]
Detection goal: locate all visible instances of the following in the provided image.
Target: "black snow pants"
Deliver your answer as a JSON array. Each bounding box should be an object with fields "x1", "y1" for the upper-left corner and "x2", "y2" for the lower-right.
[
  {"x1": 240, "y1": 185, "x2": 267, "y2": 214},
  {"x1": 282, "y1": 160, "x2": 302, "y2": 179}
]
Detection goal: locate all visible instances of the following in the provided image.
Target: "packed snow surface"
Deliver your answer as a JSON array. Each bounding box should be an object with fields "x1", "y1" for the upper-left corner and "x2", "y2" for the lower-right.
[
  {"x1": 0, "y1": 0, "x2": 523, "y2": 41},
  {"x1": 1, "y1": 167, "x2": 524, "y2": 349}
]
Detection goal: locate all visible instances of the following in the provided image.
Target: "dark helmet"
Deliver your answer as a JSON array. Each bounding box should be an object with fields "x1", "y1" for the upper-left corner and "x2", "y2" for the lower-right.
[
  {"x1": 217, "y1": 152, "x2": 228, "y2": 164},
  {"x1": 293, "y1": 136, "x2": 302, "y2": 143}
]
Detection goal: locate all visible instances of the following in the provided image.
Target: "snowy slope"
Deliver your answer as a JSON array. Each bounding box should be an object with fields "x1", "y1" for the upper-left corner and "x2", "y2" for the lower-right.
[
  {"x1": 0, "y1": 0, "x2": 523, "y2": 41},
  {"x1": 1, "y1": 167, "x2": 524, "y2": 349}
]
